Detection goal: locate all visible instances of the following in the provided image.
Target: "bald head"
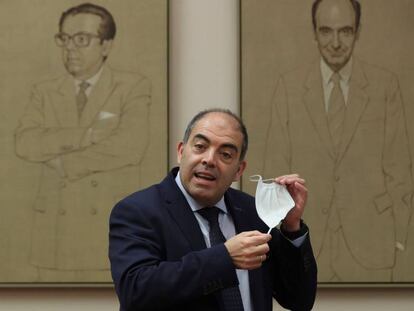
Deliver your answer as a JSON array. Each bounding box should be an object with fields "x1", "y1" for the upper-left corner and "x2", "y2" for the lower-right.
[
  {"x1": 312, "y1": 0, "x2": 361, "y2": 31},
  {"x1": 312, "y1": 0, "x2": 361, "y2": 71},
  {"x1": 183, "y1": 109, "x2": 248, "y2": 160}
]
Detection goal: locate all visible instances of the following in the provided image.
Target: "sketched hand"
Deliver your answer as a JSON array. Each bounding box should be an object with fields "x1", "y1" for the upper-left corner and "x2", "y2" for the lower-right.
[{"x1": 45, "y1": 157, "x2": 66, "y2": 178}]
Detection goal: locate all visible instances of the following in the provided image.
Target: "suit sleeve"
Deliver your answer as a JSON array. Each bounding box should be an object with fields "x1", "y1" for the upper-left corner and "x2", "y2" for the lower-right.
[
  {"x1": 60, "y1": 77, "x2": 151, "y2": 180},
  {"x1": 109, "y1": 198, "x2": 240, "y2": 311},
  {"x1": 383, "y1": 75, "x2": 413, "y2": 247},
  {"x1": 15, "y1": 85, "x2": 86, "y2": 162},
  {"x1": 263, "y1": 76, "x2": 291, "y2": 176},
  {"x1": 269, "y1": 225, "x2": 317, "y2": 311}
]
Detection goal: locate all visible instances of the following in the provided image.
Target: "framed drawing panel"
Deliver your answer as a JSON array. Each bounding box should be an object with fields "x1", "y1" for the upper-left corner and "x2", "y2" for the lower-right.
[
  {"x1": 241, "y1": 0, "x2": 414, "y2": 285},
  {"x1": 0, "y1": 0, "x2": 168, "y2": 284}
]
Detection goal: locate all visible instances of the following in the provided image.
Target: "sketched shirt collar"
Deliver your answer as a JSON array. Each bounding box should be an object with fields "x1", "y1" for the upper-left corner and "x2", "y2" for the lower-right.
[
  {"x1": 320, "y1": 57, "x2": 352, "y2": 86},
  {"x1": 175, "y1": 170, "x2": 227, "y2": 214},
  {"x1": 74, "y1": 65, "x2": 104, "y2": 92}
]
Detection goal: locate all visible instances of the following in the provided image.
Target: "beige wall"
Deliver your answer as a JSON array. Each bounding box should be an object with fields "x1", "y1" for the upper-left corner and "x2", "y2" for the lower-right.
[{"x1": 1, "y1": 0, "x2": 413, "y2": 310}]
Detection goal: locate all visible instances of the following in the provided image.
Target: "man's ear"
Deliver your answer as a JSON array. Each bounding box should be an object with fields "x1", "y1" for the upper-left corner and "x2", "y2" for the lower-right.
[
  {"x1": 355, "y1": 24, "x2": 361, "y2": 41},
  {"x1": 233, "y1": 160, "x2": 247, "y2": 182},
  {"x1": 101, "y1": 40, "x2": 113, "y2": 57},
  {"x1": 177, "y1": 142, "x2": 184, "y2": 164},
  {"x1": 313, "y1": 23, "x2": 319, "y2": 42}
]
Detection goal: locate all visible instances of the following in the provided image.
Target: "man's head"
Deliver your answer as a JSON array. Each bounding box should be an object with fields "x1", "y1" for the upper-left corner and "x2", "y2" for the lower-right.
[
  {"x1": 55, "y1": 3, "x2": 116, "y2": 80},
  {"x1": 312, "y1": 0, "x2": 361, "y2": 72},
  {"x1": 177, "y1": 109, "x2": 248, "y2": 206}
]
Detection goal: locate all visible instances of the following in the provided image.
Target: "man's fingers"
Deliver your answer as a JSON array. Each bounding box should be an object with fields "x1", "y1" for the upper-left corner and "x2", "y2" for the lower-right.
[
  {"x1": 238, "y1": 231, "x2": 272, "y2": 244},
  {"x1": 275, "y1": 174, "x2": 305, "y2": 185},
  {"x1": 233, "y1": 250, "x2": 269, "y2": 270},
  {"x1": 250, "y1": 242, "x2": 270, "y2": 257},
  {"x1": 225, "y1": 231, "x2": 272, "y2": 270},
  {"x1": 292, "y1": 181, "x2": 307, "y2": 192},
  {"x1": 240, "y1": 230, "x2": 270, "y2": 237}
]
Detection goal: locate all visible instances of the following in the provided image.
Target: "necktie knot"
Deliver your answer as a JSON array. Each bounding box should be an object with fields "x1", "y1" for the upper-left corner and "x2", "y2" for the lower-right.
[
  {"x1": 79, "y1": 81, "x2": 90, "y2": 92},
  {"x1": 331, "y1": 72, "x2": 341, "y2": 85},
  {"x1": 197, "y1": 206, "x2": 220, "y2": 225},
  {"x1": 197, "y1": 206, "x2": 226, "y2": 245}
]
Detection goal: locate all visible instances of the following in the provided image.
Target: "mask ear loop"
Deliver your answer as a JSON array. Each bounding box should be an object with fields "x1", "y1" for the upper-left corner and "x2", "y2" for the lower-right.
[
  {"x1": 249, "y1": 175, "x2": 275, "y2": 183},
  {"x1": 249, "y1": 174, "x2": 262, "y2": 182}
]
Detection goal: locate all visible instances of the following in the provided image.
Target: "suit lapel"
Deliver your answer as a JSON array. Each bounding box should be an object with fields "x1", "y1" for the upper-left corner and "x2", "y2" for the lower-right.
[
  {"x1": 80, "y1": 66, "x2": 115, "y2": 126},
  {"x1": 336, "y1": 59, "x2": 369, "y2": 165},
  {"x1": 302, "y1": 63, "x2": 335, "y2": 160},
  {"x1": 161, "y1": 171, "x2": 207, "y2": 251},
  {"x1": 224, "y1": 192, "x2": 250, "y2": 234},
  {"x1": 54, "y1": 75, "x2": 78, "y2": 126}
]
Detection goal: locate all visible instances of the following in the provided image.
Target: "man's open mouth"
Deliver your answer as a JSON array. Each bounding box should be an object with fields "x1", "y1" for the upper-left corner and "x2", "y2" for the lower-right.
[{"x1": 195, "y1": 172, "x2": 216, "y2": 181}]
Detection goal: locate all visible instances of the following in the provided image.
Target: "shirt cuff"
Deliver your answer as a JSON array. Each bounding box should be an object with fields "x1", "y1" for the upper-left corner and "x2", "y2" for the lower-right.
[{"x1": 280, "y1": 219, "x2": 308, "y2": 247}]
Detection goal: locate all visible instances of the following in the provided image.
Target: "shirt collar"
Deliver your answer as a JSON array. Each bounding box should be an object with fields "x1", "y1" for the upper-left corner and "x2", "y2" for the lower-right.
[
  {"x1": 175, "y1": 170, "x2": 227, "y2": 214},
  {"x1": 74, "y1": 65, "x2": 104, "y2": 88},
  {"x1": 320, "y1": 57, "x2": 353, "y2": 86}
]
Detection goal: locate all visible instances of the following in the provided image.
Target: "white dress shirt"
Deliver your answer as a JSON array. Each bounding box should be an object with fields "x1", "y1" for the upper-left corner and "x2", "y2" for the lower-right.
[{"x1": 320, "y1": 57, "x2": 353, "y2": 112}]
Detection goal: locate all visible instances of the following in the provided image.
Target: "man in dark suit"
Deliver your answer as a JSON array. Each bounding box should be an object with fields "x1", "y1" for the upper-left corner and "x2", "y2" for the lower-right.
[
  {"x1": 109, "y1": 109, "x2": 317, "y2": 311},
  {"x1": 15, "y1": 3, "x2": 150, "y2": 280}
]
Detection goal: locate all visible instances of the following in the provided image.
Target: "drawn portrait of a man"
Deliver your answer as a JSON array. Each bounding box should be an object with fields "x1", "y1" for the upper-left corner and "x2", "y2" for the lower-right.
[
  {"x1": 242, "y1": 0, "x2": 414, "y2": 283},
  {"x1": 0, "y1": 1, "x2": 167, "y2": 283}
]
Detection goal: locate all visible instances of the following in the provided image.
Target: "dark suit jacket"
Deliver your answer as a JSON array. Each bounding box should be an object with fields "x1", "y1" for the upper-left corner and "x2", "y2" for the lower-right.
[{"x1": 109, "y1": 168, "x2": 317, "y2": 311}]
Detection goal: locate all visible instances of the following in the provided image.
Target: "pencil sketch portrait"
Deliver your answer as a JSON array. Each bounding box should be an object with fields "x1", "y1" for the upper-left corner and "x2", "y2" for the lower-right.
[
  {"x1": 242, "y1": 0, "x2": 414, "y2": 284},
  {"x1": 0, "y1": 0, "x2": 167, "y2": 283}
]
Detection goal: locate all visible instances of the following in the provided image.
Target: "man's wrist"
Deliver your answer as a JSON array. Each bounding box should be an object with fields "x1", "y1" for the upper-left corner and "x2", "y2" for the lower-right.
[{"x1": 280, "y1": 219, "x2": 307, "y2": 240}]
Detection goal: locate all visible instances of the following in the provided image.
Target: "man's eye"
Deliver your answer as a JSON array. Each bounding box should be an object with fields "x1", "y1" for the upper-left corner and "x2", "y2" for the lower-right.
[
  {"x1": 194, "y1": 144, "x2": 205, "y2": 151},
  {"x1": 340, "y1": 28, "x2": 354, "y2": 36},
  {"x1": 77, "y1": 35, "x2": 88, "y2": 43},
  {"x1": 221, "y1": 151, "x2": 233, "y2": 160},
  {"x1": 318, "y1": 28, "x2": 331, "y2": 35}
]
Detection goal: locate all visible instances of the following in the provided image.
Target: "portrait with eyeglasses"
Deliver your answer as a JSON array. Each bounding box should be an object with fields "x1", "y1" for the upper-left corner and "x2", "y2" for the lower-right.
[
  {"x1": 54, "y1": 32, "x2": 102, "y2": 48},
  {"x1": 7, "y1": 1, "x2": 168, "y2": 284}
]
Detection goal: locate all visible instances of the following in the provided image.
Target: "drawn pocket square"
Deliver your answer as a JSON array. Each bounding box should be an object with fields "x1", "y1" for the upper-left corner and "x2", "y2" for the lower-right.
[{"x1": 98, "y1": 111, "x2": 117, "y2": 120}]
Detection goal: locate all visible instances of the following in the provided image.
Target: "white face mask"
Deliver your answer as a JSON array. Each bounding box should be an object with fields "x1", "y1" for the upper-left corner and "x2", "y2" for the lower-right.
[{"x1": 250, "y1": 175, "x2": 295, "y2": 233}]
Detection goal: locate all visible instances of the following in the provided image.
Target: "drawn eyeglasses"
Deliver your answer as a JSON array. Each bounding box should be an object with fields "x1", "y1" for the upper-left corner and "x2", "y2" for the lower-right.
[{"x1": 54, "y1": 32, "x2": 101, "y2": 48}]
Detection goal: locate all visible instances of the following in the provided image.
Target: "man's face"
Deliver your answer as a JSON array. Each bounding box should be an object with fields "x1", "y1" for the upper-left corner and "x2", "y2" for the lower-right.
[
  {"x1": 60, "y1": 13, "x2": 112, "y2": 80},
  {"x1": 314, "y1": 0, "x2": 359, "y2": 72},
  {"x1": 177, "y1": 112, "x2": 247, "y2": 207}
]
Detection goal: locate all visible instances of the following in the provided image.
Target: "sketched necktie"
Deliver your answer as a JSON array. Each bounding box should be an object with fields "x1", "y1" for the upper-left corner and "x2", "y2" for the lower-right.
[
  {"x1": 76, "y1": 81, "x2": 90, "y2": 118},
  {"x1": 328, "y1": 72, "x2": 346, "y2": 156},
  {"x1": 198, "y1": 207, "x2": 244, "y2": 311}
]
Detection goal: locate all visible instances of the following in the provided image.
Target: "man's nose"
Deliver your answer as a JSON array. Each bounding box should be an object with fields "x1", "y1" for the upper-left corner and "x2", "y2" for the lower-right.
[
  {"x1": 331, "y1": 31, "x2": 341, "y2": 49},
  {"x1": 65, "y1": 38, "x2": 77, "y2": 50},
  {"x1": 202, "y1": 150, "x2": 216, "y2": 167}
]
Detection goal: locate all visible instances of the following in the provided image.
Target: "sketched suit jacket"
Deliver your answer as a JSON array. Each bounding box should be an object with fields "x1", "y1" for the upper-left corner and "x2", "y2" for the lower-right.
[
  {"x1": 264, "y1": 58, "x2": 412, "y2": 269},
  {"x1": 109, "y1": 168, "x2": 317, "y2": 311},
  {"x1": 15, "y1": 66, "x2": 150, "y2": 270}
]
